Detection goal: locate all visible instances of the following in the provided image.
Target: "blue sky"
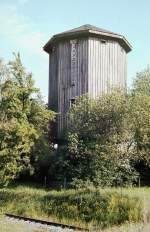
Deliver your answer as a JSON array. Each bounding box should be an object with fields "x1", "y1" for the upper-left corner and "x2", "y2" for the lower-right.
[{"x1": 0, "y1": 0, "x2": 150, "y2": 101}]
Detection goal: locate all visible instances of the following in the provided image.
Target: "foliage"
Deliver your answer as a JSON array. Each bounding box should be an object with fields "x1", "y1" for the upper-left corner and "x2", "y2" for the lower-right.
[
  {"x1": 0, "y1": 53, "x2": 149, "y2": 188},
  {"x1": 0, "y1": 54, "x2": 55, "y2": 186},
  {"x1": 0, "y1": 185, "x2": 143, "y2": 228},
  {"x1": 56, "y1": 67, "x2": 150, "y2": 187},
  {"x1": 69, "y1": 91, "x2": 129, "y2": 144},
  {"x1": 57, "y1": 91, "x2": 138, "y2": 187},
  {"x1": 128, "y1": 68, "x2": 150, "y2": 164}
]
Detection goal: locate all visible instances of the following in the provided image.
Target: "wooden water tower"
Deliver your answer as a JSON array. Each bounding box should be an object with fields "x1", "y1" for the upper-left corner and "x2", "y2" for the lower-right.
[{"x1": 43, "y1": 24, "x2": 132, "y2": 140}]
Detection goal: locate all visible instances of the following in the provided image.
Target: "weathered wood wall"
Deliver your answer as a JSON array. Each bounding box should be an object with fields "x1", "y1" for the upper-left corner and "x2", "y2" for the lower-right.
[
  {"x1": 48, "y1": 46, "x2": 58, "y2": 112},
  {"x1": 49, "y1": 38, "x2": 88, "y2": 137},
  {"x1": 88, "y1": 37, "x2": 127, "y2": 98},
  {"x1": 48, "y1": 37, "x2": 127, "y2": 139}
]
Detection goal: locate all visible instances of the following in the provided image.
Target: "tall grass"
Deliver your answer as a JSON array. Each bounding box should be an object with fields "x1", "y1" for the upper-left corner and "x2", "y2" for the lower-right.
[
  {"x1": 0, "y1": 184, "x2": 149, "y2": 229},
  {"x1": 101, "y1": 222, "x2": 150, "y2": 232}
]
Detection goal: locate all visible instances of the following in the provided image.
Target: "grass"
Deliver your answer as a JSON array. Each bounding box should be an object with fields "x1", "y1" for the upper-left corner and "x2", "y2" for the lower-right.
[
  {"x1": 0, "y1": 184, "x2": 150, "y2": 230},
  {"x1": 101, "y1": 222, "x2": 150, "y2": 232}
]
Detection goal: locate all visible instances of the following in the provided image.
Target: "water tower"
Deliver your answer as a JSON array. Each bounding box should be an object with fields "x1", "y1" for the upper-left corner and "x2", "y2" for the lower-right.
[{"x1": 43, "y1": 24, "x2": 132, "y2": 141}]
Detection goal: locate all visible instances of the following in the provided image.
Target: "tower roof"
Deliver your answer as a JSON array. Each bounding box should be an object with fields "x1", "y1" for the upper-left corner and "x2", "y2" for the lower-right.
[{"x1": 43, "y1": 24, "x2": 132, "y2": 53}]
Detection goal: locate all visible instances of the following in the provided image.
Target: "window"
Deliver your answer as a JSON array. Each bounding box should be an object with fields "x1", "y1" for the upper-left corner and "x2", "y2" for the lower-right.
[
  {"x1": 71, "y1": 81, "x2": 75, "y2": 87},
  {"x1": 101, "y1": 39, "x2": 107, "y2": 44},
  {"x1": 70, "y1": 98, "x2": 75, "y2": 108}
]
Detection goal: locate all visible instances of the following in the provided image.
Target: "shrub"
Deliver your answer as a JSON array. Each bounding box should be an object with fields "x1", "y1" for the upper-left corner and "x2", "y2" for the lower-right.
[{"x1": 0, "y1": 186, "x2": 142, "y2": 228}]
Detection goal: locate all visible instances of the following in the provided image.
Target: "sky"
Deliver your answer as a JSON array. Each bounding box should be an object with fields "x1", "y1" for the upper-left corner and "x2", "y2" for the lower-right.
[{"x1": 0, "y1": 0, "x2": 150, "y2": 101}]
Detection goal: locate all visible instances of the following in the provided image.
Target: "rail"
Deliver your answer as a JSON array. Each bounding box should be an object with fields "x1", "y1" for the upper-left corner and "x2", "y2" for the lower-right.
[{"x1": 5, "y1": 213, "x2": 89, "y2": 231}]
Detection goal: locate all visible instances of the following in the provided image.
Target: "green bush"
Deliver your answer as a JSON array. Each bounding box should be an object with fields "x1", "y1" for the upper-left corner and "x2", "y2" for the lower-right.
[
  {"x1": 43, "y1": 190, "x2": 141, "y2": 227},
  {"x1": 0, "y1": 186, "x2": 142, "y2": 228}
]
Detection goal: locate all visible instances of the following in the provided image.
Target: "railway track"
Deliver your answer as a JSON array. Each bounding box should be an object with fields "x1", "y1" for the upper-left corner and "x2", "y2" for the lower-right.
[{"x1": 5, "y1": 213, "x2": 89, "y2": 231}]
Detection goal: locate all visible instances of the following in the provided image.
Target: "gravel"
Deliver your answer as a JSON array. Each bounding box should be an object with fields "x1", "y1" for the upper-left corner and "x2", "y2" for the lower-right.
[{"x1": 5, "y1": 216, "x2": 75, "y2": 232}]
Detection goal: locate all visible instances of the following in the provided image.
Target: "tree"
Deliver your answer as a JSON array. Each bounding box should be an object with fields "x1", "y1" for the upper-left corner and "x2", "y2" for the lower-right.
[
  {"x1": 128, "y1": 68, "x2": 150, "y2": 164},
  {"x1": 0, "y1": 54, "x2": 55, "y2": 186},
  {"x1": 56, "y1": 91, "x2": 138, "y2": 187},
  {"x1": 57, "y1": 67, "x2": 150, "y2": 187}
]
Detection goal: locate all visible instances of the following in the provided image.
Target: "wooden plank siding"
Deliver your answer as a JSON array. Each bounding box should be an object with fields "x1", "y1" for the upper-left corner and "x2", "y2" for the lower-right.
[
  {"x1": 48, "y1": 37, "x2": 127, "y2": 139},
  {"x1": 48, "y1": 46, "x2": 58, "y2": 111},
  {"x1": 49, "y1": 38, "x2": 89, "y2": 138},
  {"x1": 88, "y1": 37, "x2": 127, "y2": 98}
]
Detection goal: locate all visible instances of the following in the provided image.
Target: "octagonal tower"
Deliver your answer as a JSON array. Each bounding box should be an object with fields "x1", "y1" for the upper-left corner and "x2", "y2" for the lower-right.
[{"x1": 43, "y1": 24, "x2": 132, "y2": 141}]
